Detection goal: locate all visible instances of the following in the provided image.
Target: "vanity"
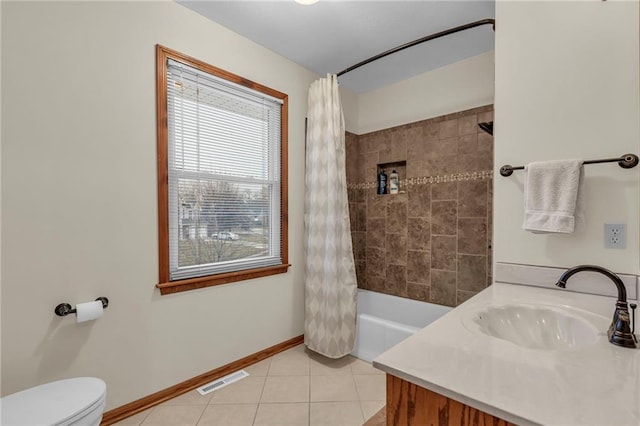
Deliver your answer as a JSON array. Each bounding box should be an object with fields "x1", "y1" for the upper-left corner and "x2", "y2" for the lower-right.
[{"x1": 373, "y1": 264, "x2": 640, "y2": 426}]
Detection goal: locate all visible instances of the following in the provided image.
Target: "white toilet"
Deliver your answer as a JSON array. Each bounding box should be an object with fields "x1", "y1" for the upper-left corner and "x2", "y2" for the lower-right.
[{"x1": 0, "y1": 377, "x2": 106, "y2": 426}]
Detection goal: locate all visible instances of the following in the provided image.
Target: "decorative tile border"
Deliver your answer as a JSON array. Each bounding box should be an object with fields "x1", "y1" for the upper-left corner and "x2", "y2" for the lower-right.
[{"x1": 347, "y1": 170, "x2": 493, "y2": 190}]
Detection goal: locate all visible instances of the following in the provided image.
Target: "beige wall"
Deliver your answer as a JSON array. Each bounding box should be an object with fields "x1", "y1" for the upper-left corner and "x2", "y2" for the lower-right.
[
  {"x1": 1, "y1": 1, "x2": 318, "y2": 409},
  {"x1": 356, "y1": 51, "x2": 495, "y2": 134},
  {"x1": 340, "y1": 86, "x2": 359, "y2": 134},
  {"x1": 494, "y1": 0, "x2": 640, "y2": 274}
]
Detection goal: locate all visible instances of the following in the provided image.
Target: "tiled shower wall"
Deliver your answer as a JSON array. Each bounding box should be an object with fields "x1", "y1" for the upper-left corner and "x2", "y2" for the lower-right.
[{"x1": 346, "y1": 105, "x2": 494, "y2": 307}]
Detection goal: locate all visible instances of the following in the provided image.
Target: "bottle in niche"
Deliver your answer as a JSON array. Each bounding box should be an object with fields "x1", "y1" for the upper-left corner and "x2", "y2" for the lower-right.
[
  {"x1": 377, "y1": 169, "x2": 387, "y2": 195},
  {"x1": 389, "y1": 170, "x2": 399, "y2": 194}
]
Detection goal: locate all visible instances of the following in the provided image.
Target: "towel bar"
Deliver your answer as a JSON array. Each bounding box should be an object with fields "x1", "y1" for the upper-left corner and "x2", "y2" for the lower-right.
[{"x1": 500, "y1": 153, "x2": 639, "y2": 177}]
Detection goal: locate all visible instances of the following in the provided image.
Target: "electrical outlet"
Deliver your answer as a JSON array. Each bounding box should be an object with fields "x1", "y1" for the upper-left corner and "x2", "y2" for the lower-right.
[{"x1": 604, "y1": 223, "x2": 626, "y2": 249}]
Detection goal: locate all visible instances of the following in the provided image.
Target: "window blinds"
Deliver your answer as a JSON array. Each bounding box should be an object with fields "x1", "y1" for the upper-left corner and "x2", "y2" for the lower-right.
[{"x1": 166, "y1": 59, "x2": 283, "y2": 280}]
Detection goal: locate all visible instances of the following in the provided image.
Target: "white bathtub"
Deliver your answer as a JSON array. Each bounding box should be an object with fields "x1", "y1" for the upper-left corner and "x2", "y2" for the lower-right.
[{"x1": 351, "y1": 289, "x2": 451, "y2": 362}]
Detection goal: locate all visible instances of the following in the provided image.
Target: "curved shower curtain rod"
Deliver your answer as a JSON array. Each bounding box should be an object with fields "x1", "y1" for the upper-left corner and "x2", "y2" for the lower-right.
[{"x1": 336, "y1": 18, "x2": 496, "y2": 77}]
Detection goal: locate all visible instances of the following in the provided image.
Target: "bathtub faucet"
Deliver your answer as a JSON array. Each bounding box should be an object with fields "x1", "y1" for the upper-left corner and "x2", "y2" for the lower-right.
[{"x1": 555, "y1": 265, "x2": 638, "y2": 349}]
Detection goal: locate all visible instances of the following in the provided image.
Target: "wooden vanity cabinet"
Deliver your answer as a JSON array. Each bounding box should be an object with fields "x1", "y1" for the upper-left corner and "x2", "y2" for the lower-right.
[{"x1": 386, "y1": 374, "x2": 515, "y2": 426}]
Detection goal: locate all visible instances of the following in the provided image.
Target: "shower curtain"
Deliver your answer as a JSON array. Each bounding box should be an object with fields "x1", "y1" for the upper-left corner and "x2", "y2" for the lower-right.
[{"x1": 304, "y1": 74, "x2": 358, "y2": 359}]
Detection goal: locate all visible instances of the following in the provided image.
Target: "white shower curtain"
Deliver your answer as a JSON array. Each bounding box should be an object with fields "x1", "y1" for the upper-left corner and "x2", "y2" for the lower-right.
[{"x1": 304, "y1": 74, "x2": 358, "y2": 359}]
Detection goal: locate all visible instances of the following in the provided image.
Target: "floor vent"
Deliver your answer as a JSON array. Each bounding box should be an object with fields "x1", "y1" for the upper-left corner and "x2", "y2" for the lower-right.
[{"x1": 197, "y1": 370, "x2": 249, "y2": 395}]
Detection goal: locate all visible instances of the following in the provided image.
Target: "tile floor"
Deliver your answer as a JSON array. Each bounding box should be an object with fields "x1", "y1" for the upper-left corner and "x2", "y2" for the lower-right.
[{"x1": 113, "y1": 344, "x2": 386, "y2": 426}]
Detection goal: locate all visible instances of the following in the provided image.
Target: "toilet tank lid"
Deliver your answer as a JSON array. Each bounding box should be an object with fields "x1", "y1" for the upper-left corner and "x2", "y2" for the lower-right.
[{"x1": 0, "y1": 377, "x2": 106, "y2": 426}]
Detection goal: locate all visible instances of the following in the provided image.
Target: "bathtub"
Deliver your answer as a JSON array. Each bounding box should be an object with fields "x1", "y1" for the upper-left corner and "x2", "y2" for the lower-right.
[{"x1": 351, "y1": 289, "x2": 452, "y2": 362}]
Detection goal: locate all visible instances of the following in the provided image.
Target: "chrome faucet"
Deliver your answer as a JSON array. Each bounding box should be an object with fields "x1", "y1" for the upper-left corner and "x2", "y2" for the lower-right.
[{"x1": 556, "y1": 265, "x2": 638, "y2": 349}]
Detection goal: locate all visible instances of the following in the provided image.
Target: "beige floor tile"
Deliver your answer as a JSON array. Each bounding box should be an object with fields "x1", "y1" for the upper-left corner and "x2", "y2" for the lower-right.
[
  {"x1": 196, "y1": 404, "x2": 257, "y2": 426},
  {"x1": 245, "y1": 358, "x2": 271, "y2": 376},
  {"x1": 209, "y1": 376, "x2": 266, "y2": 404},
  {"x1": 310, "y1": 375, "x2": 359, "y2": 402},
  {"x1": 140, "y1": 405, "x2": 206, "y2": 425},
  {"x1": 353, "y1": 375, "x2": 386, "y2": 401},
  {"x1": 309, "y1": 354, "x2": 355, "y2": 376},
  {"x1": 260, "y1": 376, "x2": 310, "y2": 403},
  {"x1": 360, "y1": 400, "x2": 385, "y2": 421},
  {"x1": 127, "y1": 350, "x2": 384, "y2": 426},
  {"x1": 111, "y1": 408, "x2": 154, "y2": 425},
  {"x1": 253, "y1": 403, "x2": 309, "y2": 426},
  {"x1": 160, "y1": 390, "x2": 212, "y2": 406},
  {"x1": 268, "y1": 347, "x2": 310, "y2": 376},
  {"x1": 350, "y1": 359, "x2": 384, "y2": 375},
  {"x1": 309, "y1": 401, "x2": 364, "y2": 426},
  {"x1": 281, "y1": 344, "x2": 306, "y2": 354}
]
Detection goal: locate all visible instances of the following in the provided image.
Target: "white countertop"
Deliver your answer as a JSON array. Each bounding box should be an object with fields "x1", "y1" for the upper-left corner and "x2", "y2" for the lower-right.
[{"x1": 373, "y1": 283, "x2": 640, "y2": 426}]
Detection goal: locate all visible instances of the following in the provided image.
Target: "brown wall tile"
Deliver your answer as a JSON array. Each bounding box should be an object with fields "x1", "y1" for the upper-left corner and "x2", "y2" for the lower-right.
[
  {"x1": 457, "y1": 290, "x2": 477, "y2": 305},
  {"x1": 407, "y1": 138, "x2": 427, "y2": 162},
  {"x1": 431, "y1": 236, "x2": 456, "y2": 271},
  {"x1": 456, "y1": 134, "x2": 478, "y2": 154},
  {"x1": 386, "y1": 265, "x2": 407, "y2": 297},
  {"x1": 349, "y1": 202, "x2": 357, "y2": 231},
  {"x1": 355, "y1": 260, "x2": 366, "y2": 288},
  {"x1": 458, "y1": 254, "x2": 487, "y2": 292},
  {"x1": 367, "y1": 276, "x2": 385, "y2": 293},
  {"x1": 407, "y1": 158, "x2": 428, "y2": 178},
  {"x1": 478, "y1": 110, "x2": 493, "y2": 124},
  {"x1": 454, "y1": 153, "x2": 478, "y2": 174},
  {"x1": 407, "y1": 283, "x2": 430, "y2": 302},
  {"x1": 458, "y1": 218, "x2": 487, "y2": 255},
  {"x1": 407, "y1": 250, "x2": 430, "y2": 284},
  {"x1": 408, "y1": 217, "x2": 430, "y2": 251},
  {"x1": 421, "y1": 122, "x2": 440, "y2": 141},
  {"x1": 439, "y1": 119, "x2": 458, "y2": 139},
  {"x1": 431, "y1": 182, "x2": 457, "y2": 200},
  {"x1": 366, "y1": 218, "x2": 386, "y2": 249},
  {"x1": 379, "y1": 146, "x2": 393, "y2": 164},
  {"x1": 391, "y1": 137, "x2": 407, "y2": 163},
  {"x1": 345, "y1": 105, "x2": 494, "y2": 308},
  {"x1": 408, "y1": 183, "x2": 431, "y2": 215},
  {"x1": 457, "y1": 114, "x2": 478, "y2": 136},
  {"x1": 352, "y1": 231, "x2": 366, "y2": 261},
  {"x1": 458, "y1": 180, "x2": 488, "y2": 217},
  {"x1": 477, "y1": 152, "x2": 493, "y2": 171},
  {"x1": 431, "y1": 270, "x2": 456, "y2": 307},
  {"x1": 366, "y1": 133, "x2": 384, "y2": 154},
  {"x1": 356, "y1": 203, "x2": 367, "y2": 231},
  {"x1": 425, "y1": 138, "x2": 452, "y2": 158},
  {"x1": 477, "y1": 132, "x2": 493, "y2": 153},
  {"x1": 367, "y1": 190, "x2": 386, "y2": 218},
  {"x1": 386, "y1": 233, "x2": 407, "y2": 265},
  {"x1": 366, "y1": 247, "x2": 386, "y2": 279},
  {"x1": 365, "y1": 151, "x2": 379, "y2": 181},
  {"x1": 405, "y1": 126, "x2": 422, "y2": 144},
  {"x1": 431, "y1": 200, "x2": 457, "y2": 235},
  {"x1": 386, "y1": 196, "x2": 407, "y2": 234}
]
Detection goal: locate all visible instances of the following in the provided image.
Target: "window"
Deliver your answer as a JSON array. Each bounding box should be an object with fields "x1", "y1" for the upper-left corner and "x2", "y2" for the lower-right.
[{"x1": 156, "y1": 45, "x2": 289, "y2": 295}]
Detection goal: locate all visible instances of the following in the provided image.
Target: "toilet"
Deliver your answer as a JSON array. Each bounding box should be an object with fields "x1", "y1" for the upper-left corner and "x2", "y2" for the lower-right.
[{"x1": 0, "y1": 377, "x2": 106, "y2": 426}]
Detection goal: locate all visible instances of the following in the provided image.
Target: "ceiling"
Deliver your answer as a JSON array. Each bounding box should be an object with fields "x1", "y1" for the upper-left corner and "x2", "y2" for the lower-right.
[{"x1": 177, "y1": 1, "x2": 495, "y2": 93}]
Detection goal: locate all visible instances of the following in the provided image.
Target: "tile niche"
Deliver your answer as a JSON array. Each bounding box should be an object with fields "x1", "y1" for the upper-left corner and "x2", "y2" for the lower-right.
[{"x1": 346, "y1": 105, "x2": 494, "y2": 307}]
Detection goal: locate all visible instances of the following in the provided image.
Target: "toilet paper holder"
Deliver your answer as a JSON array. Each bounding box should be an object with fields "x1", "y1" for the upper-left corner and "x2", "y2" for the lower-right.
[{"x1": 55, "y1": 297, "x2": 109, "y2": 317}]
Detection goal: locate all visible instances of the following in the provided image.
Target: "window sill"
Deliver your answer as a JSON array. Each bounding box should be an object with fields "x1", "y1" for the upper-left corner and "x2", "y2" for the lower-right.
[{"x1": 157, "y1": 264, "x2": 291, "y2": 295}]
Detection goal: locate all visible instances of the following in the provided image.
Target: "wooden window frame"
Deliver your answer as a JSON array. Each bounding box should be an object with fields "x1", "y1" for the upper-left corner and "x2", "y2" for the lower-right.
[{"x1": 155, "y1": 45, "x2": 289, "y2": 295}]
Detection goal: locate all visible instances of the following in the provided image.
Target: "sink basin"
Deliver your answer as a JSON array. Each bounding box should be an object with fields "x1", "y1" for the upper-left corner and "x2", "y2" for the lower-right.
[{"x1": 463, "y1": 304, "x2": 603, "y2": 350}]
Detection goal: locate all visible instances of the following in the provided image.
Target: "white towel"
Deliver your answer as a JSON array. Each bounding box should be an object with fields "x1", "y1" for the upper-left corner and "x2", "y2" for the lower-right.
[{"x1": 523, "y1": 159, "x2": 585, "y2": 234}]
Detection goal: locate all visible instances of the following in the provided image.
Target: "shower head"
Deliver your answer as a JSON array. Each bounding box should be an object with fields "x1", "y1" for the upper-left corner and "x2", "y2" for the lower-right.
[{"x1": 478, "y1": 121, "x2": 493, "y2": 135}]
